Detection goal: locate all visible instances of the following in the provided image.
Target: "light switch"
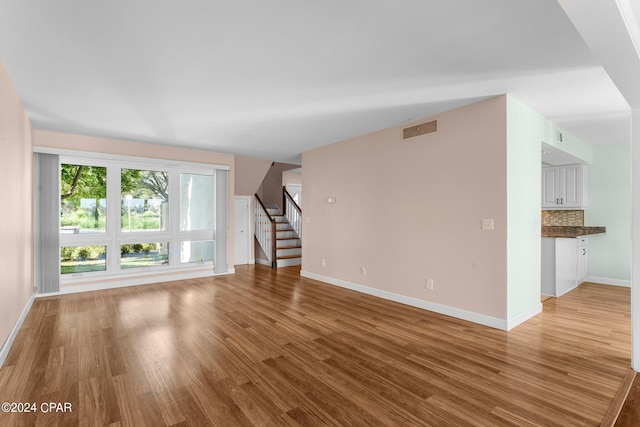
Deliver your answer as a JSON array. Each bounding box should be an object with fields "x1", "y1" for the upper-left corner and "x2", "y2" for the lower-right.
[{"x1": 481, "y1": 219, "x2": 494, "y2": 230}]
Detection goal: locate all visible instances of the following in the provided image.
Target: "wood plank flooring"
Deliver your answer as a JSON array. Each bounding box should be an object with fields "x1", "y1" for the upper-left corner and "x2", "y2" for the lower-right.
[{"x1": 0, "y1": 266, "x2": 632, "y2": 426}]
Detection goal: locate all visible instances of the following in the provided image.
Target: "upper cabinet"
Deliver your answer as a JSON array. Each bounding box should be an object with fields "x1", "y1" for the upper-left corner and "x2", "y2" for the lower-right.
[{"x1": 542, "y1": 164, "x2": 588, "y2": 209}]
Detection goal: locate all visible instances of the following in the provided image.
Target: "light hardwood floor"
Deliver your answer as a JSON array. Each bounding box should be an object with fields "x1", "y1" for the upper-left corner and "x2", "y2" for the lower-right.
[{"x1": 0, "y1": 266, "x2": 631, "y2": 426}]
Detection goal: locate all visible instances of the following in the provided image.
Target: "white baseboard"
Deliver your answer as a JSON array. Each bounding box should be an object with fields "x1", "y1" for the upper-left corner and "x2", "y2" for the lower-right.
[
  {"x1": 255, "y1": 258, "x2": 271, "y2": 267},
  {"x1": 507, "y1": 303, "x2": 543, "y2": 330},
  {"x1": 300, "y1": 271, "x2": 539, "y2": 331},
  {"x1": 585, "y1": 276, "x2": 631, "y2": 287},
  {"x1": 0, "y1": 293, "x2": 35, "y2": 369}
]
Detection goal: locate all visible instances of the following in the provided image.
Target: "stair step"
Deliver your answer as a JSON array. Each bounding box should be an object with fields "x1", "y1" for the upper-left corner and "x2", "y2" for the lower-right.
[
  {"x1": 275, "y1": 230, "x2": 298, "y2": 239},
  {"x1": 277, "y1": 254, "x2": 302, "y2": 260},
  {"x1": 276, "y1": 257, "x2": 301, "y2": 267},
  {"x1": 276, "y1": 238, "x2": 301, "y2": 248},
  {"x1": 277, "y1": 245, "x2": 302, "y2": 250}
]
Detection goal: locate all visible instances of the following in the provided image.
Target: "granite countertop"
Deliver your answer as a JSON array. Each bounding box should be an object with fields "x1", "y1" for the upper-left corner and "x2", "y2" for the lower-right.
[{"x1": 541, "y1": 226, "x2": 606, "y2": 238}]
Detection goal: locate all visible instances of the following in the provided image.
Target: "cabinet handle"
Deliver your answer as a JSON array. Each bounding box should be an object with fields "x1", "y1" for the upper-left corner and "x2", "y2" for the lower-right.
[
  {"x1": 561, "y1": 197, "x2": 564, "y2": 204},
  {"x1": 583, "y1": 248, "x2": 586, "y2": 255},
  {"x1": 556, "y1": 198, "x2": 559, "y2": 204}
]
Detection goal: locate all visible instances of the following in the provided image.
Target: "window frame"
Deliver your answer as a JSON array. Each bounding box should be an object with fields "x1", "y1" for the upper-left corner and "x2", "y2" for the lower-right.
[{"x1": 58, "y1": 154, "x2": 223, "y2": 283}]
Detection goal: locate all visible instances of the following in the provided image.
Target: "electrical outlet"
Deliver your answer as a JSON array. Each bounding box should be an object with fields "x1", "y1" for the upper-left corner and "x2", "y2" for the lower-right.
[
  {"x1": 426, "y1": 278, "x2": 434, "y2": 290},
  {"x1": 321, "y1": 259, "x2": 326, "y2": 268},
  {"x1": 361, "y1": 267, "x2": 367, "y2": 276}
]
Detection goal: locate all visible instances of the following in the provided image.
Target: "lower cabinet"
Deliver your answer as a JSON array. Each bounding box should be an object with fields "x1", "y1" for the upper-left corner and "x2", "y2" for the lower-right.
[{"x1": 541, "y1": 237, "x2": 588, "y2": 297}]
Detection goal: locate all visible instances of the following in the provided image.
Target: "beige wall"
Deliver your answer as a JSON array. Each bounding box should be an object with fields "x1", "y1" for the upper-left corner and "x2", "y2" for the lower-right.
[
  {"x1": 234, "y1": 155, "x2": 271, "y2": 196},
  {"x1": 0, "y1": 62, "x2": 34, "y2": 350},
  {"x1": 257, "y1": 162, "x2": 299, "y2": 208},
  {"x1": 301, "y1": 97, "x2": 509, "y2": 319},
  {"x1": 35, "y1": 130, "x2": 237, "y2": 269},
  {"x1": 283, "y1": 170, "x2": 302, "y2": 186}
]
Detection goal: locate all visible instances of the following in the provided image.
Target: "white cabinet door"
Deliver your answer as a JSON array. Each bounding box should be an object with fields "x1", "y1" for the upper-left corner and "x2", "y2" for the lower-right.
[
  {"x1": 542, "y1": 168, "x2": 559, "y2": 207},
  {"x1": 555, "y1": 238, "x2": 578, "y2": 296},
  {"x1": 541, "y1": 164, "x2": 586, "y2": 209},
  {"x1": 559, "y1": 164, "x2": 582, "y2": 207}
]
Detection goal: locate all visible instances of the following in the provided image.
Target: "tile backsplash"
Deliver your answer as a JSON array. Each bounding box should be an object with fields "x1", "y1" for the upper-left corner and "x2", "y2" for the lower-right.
[{"x1": 541, "y1": 210, "x2": 584, "y2": 226}]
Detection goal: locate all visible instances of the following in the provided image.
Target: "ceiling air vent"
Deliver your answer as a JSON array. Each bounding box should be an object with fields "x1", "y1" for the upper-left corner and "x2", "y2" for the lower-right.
[{"x1": 403, "y1": 119, "x2": 438, "y2": 140}]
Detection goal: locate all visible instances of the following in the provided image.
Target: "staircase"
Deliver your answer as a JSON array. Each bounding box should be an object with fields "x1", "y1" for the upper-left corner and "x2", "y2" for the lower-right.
[
  {"x1": 266, "y1": 204, "x2": 302, "y2": 267},
  {"x1": 255, "y1": 189, "x2": 302, "y2": 268}
]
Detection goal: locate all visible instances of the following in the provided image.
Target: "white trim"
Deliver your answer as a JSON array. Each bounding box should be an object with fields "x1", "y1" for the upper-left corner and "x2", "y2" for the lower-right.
[
  {"x1": 0, "y1": 293, "x2": 35, "y2": 369},
  {"x1": 556, "y1": 284, "x2": 578, "y2": 297},
  {"x1": 38, "y1": 269, "x2": 232, "y2": 297},
  {"x1": 34, "y1": 146, "x2": 230, "y2": 171},
  {"x1": 60, "y1": 261, "x2": 214, "y2": 285},
  {"x1": 255, "y1": 258, "x2": 271, "y2": 267},
  {"x1": 249, "y1": 258, "x2": 256, "y2": 265},
  {"x1": 585, "y1": 276, "x2": 632, "y2": 287},
  {"x1": 507, "y1": 304, "x2": 543, "y2": 330},
  {"x1": 300, "y1": 271, "x2": 522, "y2": 331}
]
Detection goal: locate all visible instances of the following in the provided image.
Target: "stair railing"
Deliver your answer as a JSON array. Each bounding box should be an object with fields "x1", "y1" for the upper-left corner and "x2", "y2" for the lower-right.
[
  {"x1": 255, "y1": 194, "x2": 277, "y2": 267},
  {"x1": 283, "y1": 186, "x2": 302, "y2": 238}
]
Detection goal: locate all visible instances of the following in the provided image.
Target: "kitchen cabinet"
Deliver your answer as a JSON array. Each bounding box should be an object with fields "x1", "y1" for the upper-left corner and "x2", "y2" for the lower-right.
[
  {"x1": 541, "y1": 164, "x2": 587, "y2": 209},
  {"x1": 541, "y1": 236, "x2": 588, "y2": 297}
]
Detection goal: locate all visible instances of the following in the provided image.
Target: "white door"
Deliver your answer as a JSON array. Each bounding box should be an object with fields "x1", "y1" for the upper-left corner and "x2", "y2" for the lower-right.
[{"x1": 234, "y1": 197, "x2": 250, "y2": 265}]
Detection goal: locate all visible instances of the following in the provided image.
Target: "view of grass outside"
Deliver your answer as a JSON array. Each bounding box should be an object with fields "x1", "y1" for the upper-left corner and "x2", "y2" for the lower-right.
[
  {"x1": 61, "y1": 243, "x2": 170, "y2": 274},
  {"x1": 60, "y1": 245, "x2": 107, "y2": 274},
  {"x1": 120, "y1": 243, "x2": 169, "y2": 269}
]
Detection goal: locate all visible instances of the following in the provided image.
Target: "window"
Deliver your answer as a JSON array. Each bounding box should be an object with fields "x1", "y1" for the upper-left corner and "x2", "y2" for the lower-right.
[
  {"x1": 60, "y1": 164, "x2": 107, "y2": 233},
  {"x1": 120, "y1": 242, "x2": 169, "y2": 269},
  {"x1": 60, "y1": 245, "x2": 107, "y2": 274},
  {"x1": 181, "y1": 240, "x2": 215, "y2": 264},
  {"x1": 121, "y1": 169, "x2": 168, "y2": 232},
  {"x1": 180, "y1": 173, "x2": 214, "y2": 231},
  {"x1": 57, "y1": 155, "x2": 227, "y2": 283}
]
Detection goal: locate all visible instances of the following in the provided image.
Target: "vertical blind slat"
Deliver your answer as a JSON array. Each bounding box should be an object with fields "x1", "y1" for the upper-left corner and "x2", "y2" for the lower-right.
[
  {"x1": 35, "y1": 153, "x2": 60, "y2": 294},
  {"x1": 215, "y1": 170, "x2": 228, "y2": 273}
]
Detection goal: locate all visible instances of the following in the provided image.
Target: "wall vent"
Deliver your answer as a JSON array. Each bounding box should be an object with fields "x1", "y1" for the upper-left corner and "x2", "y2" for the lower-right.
[{"x1": 403, "y1": 120, "x2": 438, "y2": 140}]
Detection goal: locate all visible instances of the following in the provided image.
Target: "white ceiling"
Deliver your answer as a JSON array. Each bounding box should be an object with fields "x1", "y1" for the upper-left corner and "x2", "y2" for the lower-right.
[{"x1": 0, "y1": 0, "x2": 634, "y2": 164}]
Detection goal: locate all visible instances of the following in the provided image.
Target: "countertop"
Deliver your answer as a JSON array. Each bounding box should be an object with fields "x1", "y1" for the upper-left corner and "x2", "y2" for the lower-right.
[{"x1": 541, "y1": 226, "x2": 606, "y2": 238}]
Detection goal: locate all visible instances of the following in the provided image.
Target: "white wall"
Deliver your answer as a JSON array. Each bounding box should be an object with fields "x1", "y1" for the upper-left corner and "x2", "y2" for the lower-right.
[
  {"x1": 506, "y1": 96, "x2": 545, "y2": 321},
  {"x1": 587, "y1": 143, "x2": 631, "y2": 284}
]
